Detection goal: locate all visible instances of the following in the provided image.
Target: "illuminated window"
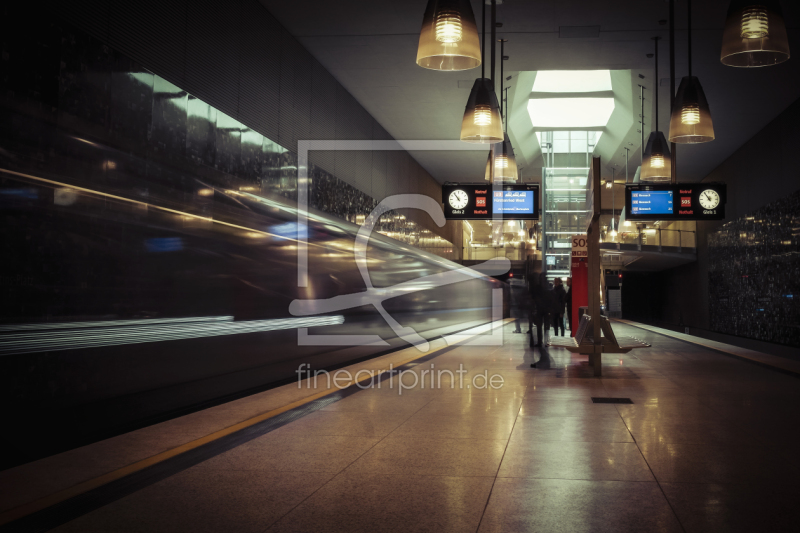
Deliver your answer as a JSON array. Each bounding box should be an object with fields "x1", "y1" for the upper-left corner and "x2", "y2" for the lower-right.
[
  {"x1": 532, "y1": 70, "x2": 612, "y2": 93},
  {"x1": 528, "y1": 98, "x2": 615, "y2": 128}
]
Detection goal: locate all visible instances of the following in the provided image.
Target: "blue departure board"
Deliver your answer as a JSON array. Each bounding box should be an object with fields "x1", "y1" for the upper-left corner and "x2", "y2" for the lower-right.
[
  {"x1": 630, "y1": 190, "x2": 674, "y2": 215},
  {"x1": 493, "y1": 190, "x2": 535, "y2": 214}
]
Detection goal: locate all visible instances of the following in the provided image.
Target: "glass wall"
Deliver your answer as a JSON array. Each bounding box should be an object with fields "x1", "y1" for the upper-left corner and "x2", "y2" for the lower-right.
[
  {"x1": 601, "y1": 216, "x2": 697, "y2": 249},
  {"x1": 539, "y1": 131, "x2": 599, "y2": 281}
]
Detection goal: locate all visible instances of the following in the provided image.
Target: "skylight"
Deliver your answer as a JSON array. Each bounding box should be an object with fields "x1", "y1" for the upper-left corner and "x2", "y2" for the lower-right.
[
  {"x1": 527, "y1": 98, "x2": 615, "y2": 128},
  {"x1": 532, "y1": 70, "x2": 612, "y2": 93}
]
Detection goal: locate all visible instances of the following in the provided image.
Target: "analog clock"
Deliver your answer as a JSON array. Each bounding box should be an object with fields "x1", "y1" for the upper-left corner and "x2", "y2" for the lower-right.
[
  {"x1": 448, "y1": 189, "x2": 469, "y2": 210},
  {"x1": 699, "y1": 189, "x2": 720, "y2": 209}
]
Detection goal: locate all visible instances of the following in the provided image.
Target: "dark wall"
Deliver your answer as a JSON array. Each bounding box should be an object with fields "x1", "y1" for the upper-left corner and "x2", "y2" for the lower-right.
[
  {"x1": 0, "y1": 13, "x2": 424, "y2": 242},
  {"x1": 708, "y1": 190, "x2": 800, "y2": 346},
  {"x1": 620, "y1": 272, "x2": 665, "y2": 324},
  {"x1": 626, "y1": 96, "x2": 800, "y2": 349},
  {"x1": 18, "y1": 0, "x2": 450, "y2": 241}
]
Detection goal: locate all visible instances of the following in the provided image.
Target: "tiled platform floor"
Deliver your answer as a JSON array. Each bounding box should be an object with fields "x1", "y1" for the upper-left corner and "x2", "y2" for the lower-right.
[{"x1": 6, "y1": 321, "x2": 800, "y2": 532}]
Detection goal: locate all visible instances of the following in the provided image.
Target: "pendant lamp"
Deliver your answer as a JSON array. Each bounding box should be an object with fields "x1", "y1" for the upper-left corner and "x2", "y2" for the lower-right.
[
  {"x1": 460, "y1": 1, "x2": 503, "y2": 143},
  {"x1": 485, "y1": 134, "x2": 519, "y2": 181},
  {"x1": 417, "y1": 0, "x2": 482, "y2": 71},
  {"x1": 485, "y1": 40, "x2": 518, "y2": 180},
  {"x1": 721, "y1": 0, "x2": 789, "y2": 67},
  {"x1": 642, "y1": 37, "x2": 672, "y2": 182},
  {"x1": 462, "y1": 79, "x2": 504, "y2": 143},
  {"x1": 670, "y1": 0, "x2": 714, "y2": 143},
  {"x1": 642, "y1": 133, "x2": 672, "y2": 182}
]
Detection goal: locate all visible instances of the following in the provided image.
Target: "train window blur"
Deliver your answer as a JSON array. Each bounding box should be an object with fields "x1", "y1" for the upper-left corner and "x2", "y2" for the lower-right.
[{"x1": 145, "y1": 238, "x2": 184, "y2": 253}]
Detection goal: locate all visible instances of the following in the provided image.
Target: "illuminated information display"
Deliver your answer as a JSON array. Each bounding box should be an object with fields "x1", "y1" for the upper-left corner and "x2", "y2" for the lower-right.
[
  {"x1": 625, "y1": 183, "x2": 726, "y2": 221},
  {"x1": 493, "y1": 190, "x2": 535, "y2": 214},
  {"x1": 630, "y1": 190, "x2": 674, "y2": 216},
  {"x1": 442, "y1": 184, "x2": 539, "y2": 220}
]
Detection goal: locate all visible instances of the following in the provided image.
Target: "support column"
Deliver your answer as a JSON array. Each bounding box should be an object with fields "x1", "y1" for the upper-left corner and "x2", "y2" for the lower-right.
[{"x1": 587, "y1": 157, "x2": 603, "y2": 376}]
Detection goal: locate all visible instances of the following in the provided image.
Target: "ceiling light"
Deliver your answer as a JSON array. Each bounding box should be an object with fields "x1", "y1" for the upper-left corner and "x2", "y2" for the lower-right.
[
  {"x1": 485, "y1": 39, "x2": 519, "y2": 179},
  {"x1": 670, "y1": 1, "x2": 715, "y2": 143},
  {"x1": 642, "y1": 132, "x2": 672, "y2": 181},
  {"x1": 721, "y1": 0, "x2": 789, "y2": 67},
  {"x1": 669, "y1": 77, "x2": 714, "y2": 143},
  {"x1": 527, "y1": 98, "x2": 615, "y2": 128},
  {"x1": 642, "y1": 37, "x2": 672, "y2": 182},
  {"x1": 605, "y1": 181, "x2": 613, "y2": 189},
  {"x1": 462, "y1": 79, "x2": 503, "y2": 143},
  {"x1": 460, "y1": 2, "x2": 502, "y2": 143},
  {"x1": 417, "y1": 0, "x2": 482, "y2": 71},
  {"x1": 532, "y1": 70, "x2": 612, "y2": 93},
  {"x1": 485, "y1": 136, "x2": 518, "y2": 182}
]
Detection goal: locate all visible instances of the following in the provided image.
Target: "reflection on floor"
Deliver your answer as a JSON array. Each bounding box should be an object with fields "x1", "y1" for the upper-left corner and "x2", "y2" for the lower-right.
[{"x1": 9, "y1": 322, "x2": 800, "y2": 532}]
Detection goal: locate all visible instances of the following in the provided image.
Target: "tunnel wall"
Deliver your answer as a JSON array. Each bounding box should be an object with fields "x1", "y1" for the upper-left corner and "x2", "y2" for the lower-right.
[
  {"x1": 0, "y1": 4, "x2": 484, "y2": 465},
  {"x1": 624, "y1": 96, "x2": 800, "y2": 351},
  {"x1": 15, "y1": 0, "x2": 459, "y2": 249}
]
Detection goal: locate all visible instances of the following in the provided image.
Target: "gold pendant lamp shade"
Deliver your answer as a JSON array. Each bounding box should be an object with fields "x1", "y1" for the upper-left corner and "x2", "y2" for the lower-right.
[
  {"x1": 416, "y1": 0, "x2": 482, "y2": 71},
  {"x1": 485, "y1": 134, "x2": 519, "y2": 181},
  {"x1": 669, "y1": 76, "x2": 715, "y2": 143},
  {"x1": 721, "y1": 0, "x2": 790, "y2": 67},
  {"x1": 641, "y1": 131, "x2": 672, "y2": 182},
  {"x1": 461, "y1": 79, "x2": 504, "y2": 143}
]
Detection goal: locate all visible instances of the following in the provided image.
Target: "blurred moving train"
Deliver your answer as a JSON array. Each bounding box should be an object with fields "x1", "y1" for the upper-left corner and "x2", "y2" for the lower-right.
[{"x1": 0, "y1": 113, "x2": 501, "y2": 469}]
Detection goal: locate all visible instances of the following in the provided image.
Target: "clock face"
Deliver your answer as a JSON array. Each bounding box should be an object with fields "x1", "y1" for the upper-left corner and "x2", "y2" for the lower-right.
[
  {"x1": 449, "y1": 189, "x2": 469, "y2": 210},
  {"x1": 699, "y1": 189, "x2": 720, "y2": 209}
]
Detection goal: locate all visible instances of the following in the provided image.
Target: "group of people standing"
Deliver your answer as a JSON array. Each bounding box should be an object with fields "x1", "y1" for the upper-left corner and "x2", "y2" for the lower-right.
[{"x1": 509, "y1": 273, "x2": 572, "y2": 348}]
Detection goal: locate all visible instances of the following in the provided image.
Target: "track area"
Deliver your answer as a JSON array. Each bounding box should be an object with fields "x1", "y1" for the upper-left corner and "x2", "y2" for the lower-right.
[{"x1": 0, "y1": 130, "x2": 500, "y2": 467}]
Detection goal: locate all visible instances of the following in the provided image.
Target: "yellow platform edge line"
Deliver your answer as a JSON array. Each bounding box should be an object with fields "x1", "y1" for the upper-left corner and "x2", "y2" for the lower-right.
[{"x1": 0, "y1": 319, "x2": 510, "y2": 525}]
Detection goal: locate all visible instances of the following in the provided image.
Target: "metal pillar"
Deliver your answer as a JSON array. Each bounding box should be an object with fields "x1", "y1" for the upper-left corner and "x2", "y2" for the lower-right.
[
  {"x1": 638, "y1": 84, "x2": 645, "y2": 162},
  {"x1": 669, "y1": 0, "x2": 677, "y2": 182},
  {"x1": 587, "y1": 157, "x2": 603, "y2": 376}
]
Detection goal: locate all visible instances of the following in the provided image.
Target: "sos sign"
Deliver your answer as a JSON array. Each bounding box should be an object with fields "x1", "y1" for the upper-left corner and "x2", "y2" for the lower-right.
[{"x1": 572, "y1": 235, "x2": 588, "y2": 258}]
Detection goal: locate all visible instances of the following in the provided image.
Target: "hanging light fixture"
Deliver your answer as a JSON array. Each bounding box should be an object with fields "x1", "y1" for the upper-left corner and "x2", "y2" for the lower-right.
[
  {"x1": 485, "y1": 134, "x2": 519, "y2": 181},
  {"x1": 721, "y1": 0, "x2": 790, "y2": 67},
  {"x1": 669, "y1": 0, "x2": 714, "y2": 143},
  {"x1": 485, "y1": 39, "x2": 518, "y2": 181},
  {"x1": 461, "y1": 1, "x2": 503, "y2": 143},
  {"x1": 417, "y1": 0, "x2": 482, "y2": 71},
  {"x1": 642, "y1": 37, "x2": 672, "y2": 182},
  {"x1": 462, "y1": 80, "x2": 504, "y2": 143}
]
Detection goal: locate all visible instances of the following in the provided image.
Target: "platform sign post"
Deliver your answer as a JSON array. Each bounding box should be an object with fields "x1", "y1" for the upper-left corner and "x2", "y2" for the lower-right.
[{"x1": 586, "y1": 157, "x2": 603, "y2": 376}]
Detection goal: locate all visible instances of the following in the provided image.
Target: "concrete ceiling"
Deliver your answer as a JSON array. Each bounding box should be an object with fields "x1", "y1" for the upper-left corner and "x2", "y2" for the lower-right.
[{"x1": 259, "y1": 0, "x2": 800, "y2": 185}]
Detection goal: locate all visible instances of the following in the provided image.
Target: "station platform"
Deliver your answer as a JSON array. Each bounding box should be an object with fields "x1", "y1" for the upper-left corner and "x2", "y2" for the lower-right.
[{"x1": 2, "y1": 320, "x2": 800, "y2": 532}]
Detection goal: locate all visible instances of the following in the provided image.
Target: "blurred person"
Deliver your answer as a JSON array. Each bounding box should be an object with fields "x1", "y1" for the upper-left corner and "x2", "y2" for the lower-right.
[
  {"x1": 529, "y1": 274, "x2": 547, "y2": 350},
  {"x1": 552, "y1": 277, "x2": 567, "y2": 337},
  {"x1": 567, "y1": 278, "x2": 572, "y2": 335},
  {"x1": 566, "y1": 277, "x2": 573, "y2": 332},
  {"x1": 509, "y1": 276, "x2": 529, "y2": 333}
]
